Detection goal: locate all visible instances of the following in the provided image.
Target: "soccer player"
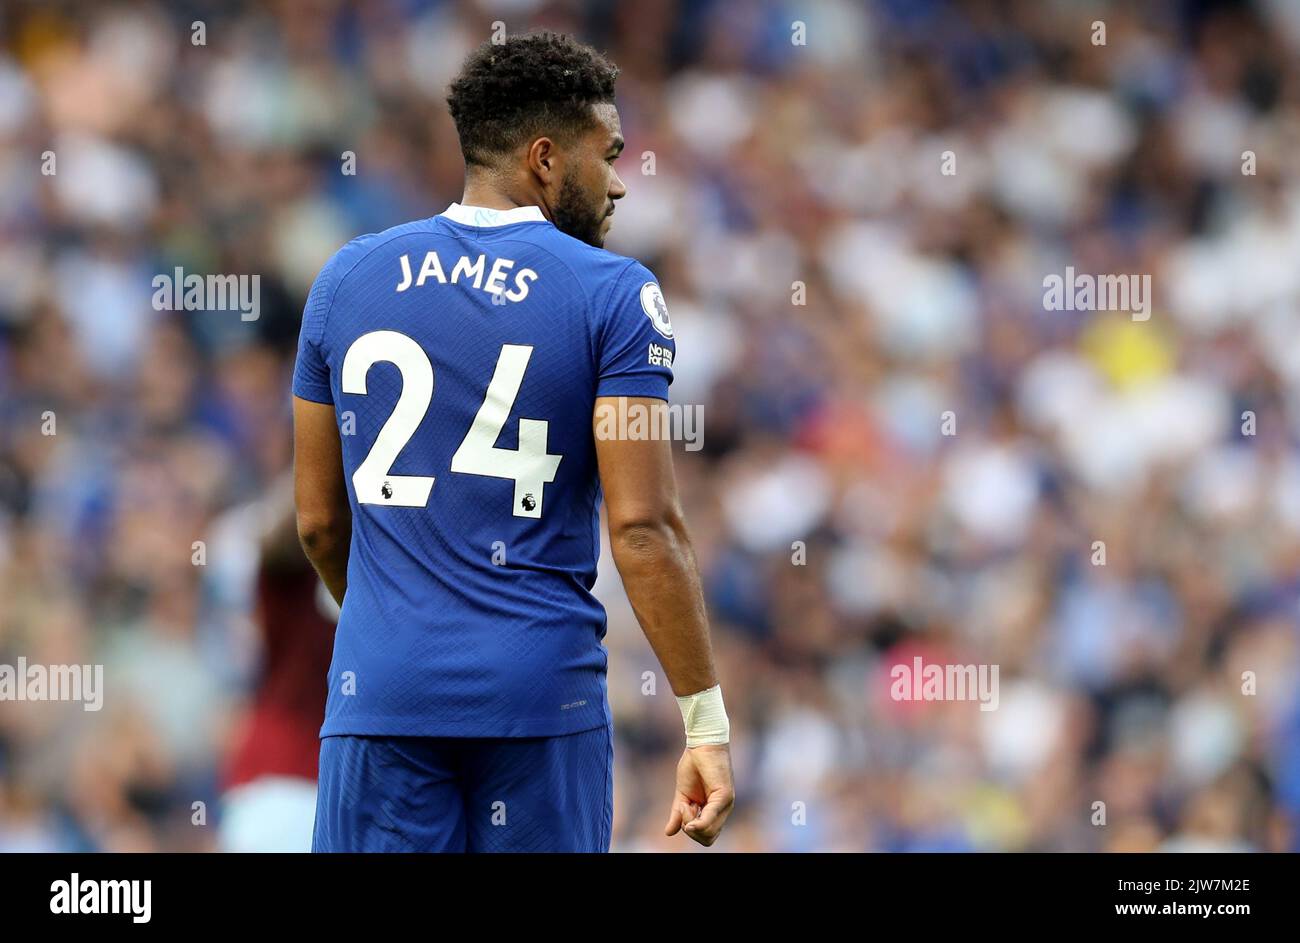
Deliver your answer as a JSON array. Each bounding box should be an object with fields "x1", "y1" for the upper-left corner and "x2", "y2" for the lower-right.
[
  {"x1": 293, "y1": 31, "x2": 733, "y2": 852},
  {"x1": 219, "y1": 480, "x2": 337, "y2": 853}
]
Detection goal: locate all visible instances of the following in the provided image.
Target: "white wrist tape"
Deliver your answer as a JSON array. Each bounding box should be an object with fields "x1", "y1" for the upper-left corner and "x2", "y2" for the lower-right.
[{"x1": 676, "y1": 684, "x2": 730, "y2": 747}]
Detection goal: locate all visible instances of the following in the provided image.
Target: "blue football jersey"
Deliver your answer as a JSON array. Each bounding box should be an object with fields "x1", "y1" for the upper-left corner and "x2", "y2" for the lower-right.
[{"x1": 292, "y1": 202, "x2": 675, "y2": 737}]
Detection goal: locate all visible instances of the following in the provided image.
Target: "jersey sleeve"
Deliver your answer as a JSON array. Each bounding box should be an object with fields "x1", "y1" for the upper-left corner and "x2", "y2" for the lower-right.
[
  {"x1": 291, "y1": 256, "x2": 338, "y2": 404},
  {"x1": 594, "y1": 260, "x2": 676, "y2": 401}
]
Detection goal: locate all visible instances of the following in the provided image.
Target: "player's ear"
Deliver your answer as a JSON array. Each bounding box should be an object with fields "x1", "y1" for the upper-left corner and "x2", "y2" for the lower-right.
[{"x1": 528, "y1": 136, "x2": 558, "y2": 182}]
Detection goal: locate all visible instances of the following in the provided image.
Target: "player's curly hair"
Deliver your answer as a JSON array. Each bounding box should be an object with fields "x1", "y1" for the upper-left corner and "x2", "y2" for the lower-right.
[{"x1": 446, "y1": 31, "x2": 620, "y2": 168}]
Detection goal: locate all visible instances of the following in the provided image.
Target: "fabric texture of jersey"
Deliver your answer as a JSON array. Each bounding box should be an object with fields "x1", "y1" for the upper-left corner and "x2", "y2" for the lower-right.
[
  {"x1": 311, "y1": 726, "x2": 614, "y2": 852},
  {"x1": 293, "y1": 203, "x2": 674, "y2": 738}
]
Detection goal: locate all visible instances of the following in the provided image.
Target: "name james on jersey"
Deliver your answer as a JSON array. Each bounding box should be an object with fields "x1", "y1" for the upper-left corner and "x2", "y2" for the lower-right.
[{"x1": 395, "y1": 250, "x2": 539, "y2": 302}]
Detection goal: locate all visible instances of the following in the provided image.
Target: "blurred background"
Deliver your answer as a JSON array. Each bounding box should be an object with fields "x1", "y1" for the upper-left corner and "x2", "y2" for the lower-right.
[{"x1": 2, "y1": 0, "x2": 1300, "y2": 852}]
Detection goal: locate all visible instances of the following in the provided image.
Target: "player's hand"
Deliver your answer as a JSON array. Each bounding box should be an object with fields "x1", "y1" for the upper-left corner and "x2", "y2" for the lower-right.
[{"x1": 664, "y1": 743, "x2": 734, "y2": 847}]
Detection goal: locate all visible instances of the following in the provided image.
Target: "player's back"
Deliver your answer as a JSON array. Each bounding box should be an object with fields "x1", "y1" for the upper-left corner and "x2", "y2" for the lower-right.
[{"x1": 292, "y1": 203, "x2": 675, "y2": 738}]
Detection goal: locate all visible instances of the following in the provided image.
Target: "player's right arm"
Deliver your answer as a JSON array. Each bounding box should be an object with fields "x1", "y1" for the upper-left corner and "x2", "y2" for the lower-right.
[
  {"x1": 291, "y1": 249, "x2": 350, "y2": 606},
  {"x1": 594, "y1": 417, "x2": 734, "y2": 847},
  {"x1": 294, "y1": 395, "x2": 350, "y2": 606}
]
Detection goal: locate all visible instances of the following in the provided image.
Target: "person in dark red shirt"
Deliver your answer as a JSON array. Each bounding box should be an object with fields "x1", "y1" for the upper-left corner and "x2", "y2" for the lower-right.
[{"x1": 220, "y1": 487, "x2": 336, "y2": 852}]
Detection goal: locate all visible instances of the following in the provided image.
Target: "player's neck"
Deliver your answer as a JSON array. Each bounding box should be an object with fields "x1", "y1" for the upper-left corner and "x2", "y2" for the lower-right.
[{"x1": 459, "y1": 176, "x2": 549, "y2": 221}]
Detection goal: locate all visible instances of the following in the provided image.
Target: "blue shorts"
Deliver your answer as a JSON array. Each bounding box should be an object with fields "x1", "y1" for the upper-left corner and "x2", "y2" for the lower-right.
[{"x1": 312, "y1": 725, "x2": 613, "y2": 853}]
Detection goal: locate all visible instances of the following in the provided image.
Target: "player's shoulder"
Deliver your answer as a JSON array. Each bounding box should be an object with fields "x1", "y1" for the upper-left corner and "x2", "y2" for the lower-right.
[
  {"x1": 535, "y1": 234, "x2": 672, "y2": 340},
  {"x1": 530, "y1": 229, "x2": 658, "y2": 298},
  {"x1": 319, "y1": 216, "x2": 444, "y2": 282},
  {"x1": 302, "y1": 218, "x2": 445, "y2": 334}
]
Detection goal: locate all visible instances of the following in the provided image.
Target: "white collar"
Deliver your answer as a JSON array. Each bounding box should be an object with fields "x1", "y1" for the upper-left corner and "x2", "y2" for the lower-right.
[{"x1": 438, "y1": 202, "x2": 547, "y2": 227}]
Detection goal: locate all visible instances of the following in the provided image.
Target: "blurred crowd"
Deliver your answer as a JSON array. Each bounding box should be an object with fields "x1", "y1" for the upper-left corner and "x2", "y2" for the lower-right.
[{"x1": 2, "y1": 0, "x2": 1300, "y2": 852}]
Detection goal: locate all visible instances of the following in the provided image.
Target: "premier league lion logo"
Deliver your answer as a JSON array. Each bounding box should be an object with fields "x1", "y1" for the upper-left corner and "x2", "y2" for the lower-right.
[{"x1": 639, "y1": 282, "x2": 673, "y2": 338}]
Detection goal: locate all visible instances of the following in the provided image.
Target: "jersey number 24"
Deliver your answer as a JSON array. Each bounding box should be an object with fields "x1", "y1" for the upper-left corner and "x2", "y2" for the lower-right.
[{"x1": 341, "y1": 330, "x2": 562, "y2": 519}]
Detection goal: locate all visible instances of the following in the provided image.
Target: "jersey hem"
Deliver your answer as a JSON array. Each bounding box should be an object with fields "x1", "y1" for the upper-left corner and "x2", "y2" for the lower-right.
[
  {"x1": 594, "y1": 384, "x2": 671, "y2": 401},
  {"x1": 292, "y1": 383, "x2": 334, "y2": 404},
  {"x1": 319, "y1": 710, "x2": 612, "y2": 740}
]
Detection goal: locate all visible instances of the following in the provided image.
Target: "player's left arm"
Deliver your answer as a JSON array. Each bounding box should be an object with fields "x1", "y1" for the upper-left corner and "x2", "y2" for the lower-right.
[
  {"x1": 593, "y1": 262, "x2": 735, "y2": 846},
  {"x1": 293, "y1": 395, "x2": 350, "y2": 606}
]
